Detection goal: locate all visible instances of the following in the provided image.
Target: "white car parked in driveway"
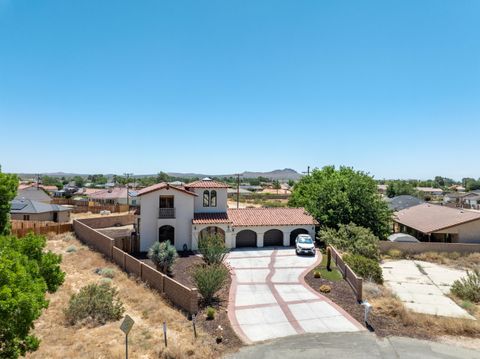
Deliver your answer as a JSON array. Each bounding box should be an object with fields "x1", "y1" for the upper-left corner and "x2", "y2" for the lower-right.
[{"x1": 295, "y1": 234, "x2": 315, "y2": 256}]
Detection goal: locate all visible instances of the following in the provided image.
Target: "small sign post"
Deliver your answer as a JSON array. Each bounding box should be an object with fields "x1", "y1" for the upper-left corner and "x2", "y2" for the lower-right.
[
  {"x1": 192, "y1": 314, "x2": 197, "y2": 339},
  {"x1": 120, "y1": 315, "x2": 135, "y2": 359},
  {"x1": 163, "y1": 321, "x2": 167, "y2": 347}
]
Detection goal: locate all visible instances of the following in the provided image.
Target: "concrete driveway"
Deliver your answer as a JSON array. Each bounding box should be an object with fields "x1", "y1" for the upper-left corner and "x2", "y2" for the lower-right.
[
  {"x1": 381, "y1": 259, "x2": 474, "y2": 319},
  {"x1": 226, "y1": 247, "x2": 363, "y2": 343}
]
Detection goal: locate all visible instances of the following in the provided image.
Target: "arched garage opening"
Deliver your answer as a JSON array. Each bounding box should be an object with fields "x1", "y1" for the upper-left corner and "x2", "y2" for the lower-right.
[
  {"x1": 199, "y1": 226, "x2": 225, "y2": 241},
  {"x1": 264, "y1": 229, "x2": 283, "y2": 247},
  {"x1": 159, "y1": 225, "x2": 175, "y2": 245},
  {"x1": 236, "y1": 230, "x2": 257, "y2": 248},
  {"x1": 290, "y1": 228, "x2": 309, "y2": 246}
]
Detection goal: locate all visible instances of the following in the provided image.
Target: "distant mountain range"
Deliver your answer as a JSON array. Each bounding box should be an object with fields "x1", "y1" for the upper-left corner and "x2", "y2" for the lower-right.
[{"x1": 16, "y1": 168, "x2": 303, "y2": 182}]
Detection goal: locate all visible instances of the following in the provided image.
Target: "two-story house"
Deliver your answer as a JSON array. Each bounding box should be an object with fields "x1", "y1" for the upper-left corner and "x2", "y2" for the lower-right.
[{"x1": 136, "y1": 178, "x2": 317, "y2": 252}]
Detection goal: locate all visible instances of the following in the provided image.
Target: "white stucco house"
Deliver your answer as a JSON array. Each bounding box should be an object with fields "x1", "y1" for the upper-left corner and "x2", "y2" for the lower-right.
[{"x1": 136, "y1": 178, "x2": 317, "y2": 252}]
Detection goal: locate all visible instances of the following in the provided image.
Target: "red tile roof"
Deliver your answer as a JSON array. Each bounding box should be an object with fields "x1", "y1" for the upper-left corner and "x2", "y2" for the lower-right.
[
  {"x1": 193, "y1": 212, "x2": 232, "y2": 224},
  {"x1": 228, "y1": 208, "x2": 317, "y2": 227},
  {"x1": 186, "y1": 179, "x2": 229, "y2": 188},
  {"x1": 137, "y1": 182, "x2": 197, "y2": 197},
  {"x1": 394, "y1": 203, "x2": 480, "y2": 233}
]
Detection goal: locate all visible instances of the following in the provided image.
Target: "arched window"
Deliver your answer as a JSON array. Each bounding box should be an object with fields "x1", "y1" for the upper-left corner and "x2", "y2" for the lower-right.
[
  {"x1": 203, "y1": 190, "x2": 210, "y2": 207},
  {"x1": 210, "y1": 190, "x2": 217, "y2": 207}
]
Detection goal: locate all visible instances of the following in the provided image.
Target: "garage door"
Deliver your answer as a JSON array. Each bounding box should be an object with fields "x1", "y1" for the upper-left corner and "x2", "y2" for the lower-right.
[
  {"x1": 264, "y1": 229, "x2": 283, "y2": 246},
  {"x1": 236, "y1": 230, "x2": 257, "y2": 247},
  {"x1": 290, "y1": 228, "x2": 309, "y2": 246}
]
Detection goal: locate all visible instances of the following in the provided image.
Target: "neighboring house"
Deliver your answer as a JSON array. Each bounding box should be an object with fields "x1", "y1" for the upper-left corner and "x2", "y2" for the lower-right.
[
  {"x1": 136, "y1": 178, "x2": 317, "y2": 252},
  {"x1": 393, "y1": 203, "x2": 480, "y2": 243},
  {"x1": 377, "y1": 184, "x2": 388, "y2": 196},
  {"x1": 464, "y1": 195, "x2": 480, "y2": 210},
  {"x1": 449, "y1": 185, "x2": 466, "y2": 192},
  {"x1": 443, "y1": 192, "x2": 470, "y2": 205},
  {"x1": 227, "y1": 188, "x2": 254, "y2": 196},
  {"x1": 15, "y1": 187, "x2": 52, "y2": 203},
  {"x1": 386, "y1": 195, "x2": 424, "y2": 211},
  {"x1": 10, "y1": 198, "x2": 71, "y2": 222},
  {"x1": 88, "y1": 187, "x2": 128, "y2": 205},
  {"x1": 415, "y1": 187, "x2": 444, "y2": 197}
]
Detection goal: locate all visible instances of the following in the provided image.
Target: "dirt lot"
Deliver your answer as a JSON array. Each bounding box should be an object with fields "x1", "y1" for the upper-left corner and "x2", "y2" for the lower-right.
[
  {"x1": 305, "y1": 253, "x2": 480, "y2": 349},
  {"x1": 26, "y1": 233, "x2": 238, "y2": 359}
]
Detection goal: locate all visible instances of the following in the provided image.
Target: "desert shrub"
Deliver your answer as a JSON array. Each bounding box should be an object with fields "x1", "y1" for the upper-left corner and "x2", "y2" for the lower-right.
[
  {"x1": 148, "y1": 240, "x2": 178, "y2": 274},
  {"x1": 451, "y1": 269, "x2": 480, "y2": 303},
  {"x1": 319, "y1": 285, "x2": 331, "y2": 293},
  {"x1": 343, "y1": 253, "x2": 383, "y2": 284},
  {"x1": 198, "y1": 234, "x2": 229, "y2": 265},
  {"x1": 40, "y1": 251, "x2": 66, "y2": 293},
  {"x1": 192, "y1": 264, "x2": 229, "y2": 304},
  {"x1": 386, "y1": 249, "x2": 403, "y2": 259},
  {"x1": 64, "y1": 283, "x2": 124, "y2": 326},
  {"x1": 313, "y1": 270, "x2": 321, "y2": 278},
  {"x1": 320, "y1": 223, "x2": 380, "y2": 260},
  {"x1": 99, "y1": 278, "x2": 113, "y2": 286},
  {"x1": 206, "y1": 307, "x2": 215, "y2": 320},
  {"x1": 447, "y1": 251, "x2": 461, "y2": 260},
  {"x1": 66, "y1": 245, "x2": 77, "y2": 253},
  {"x1": 97, "y1": 267, "x2": 116, "y2": 278}
]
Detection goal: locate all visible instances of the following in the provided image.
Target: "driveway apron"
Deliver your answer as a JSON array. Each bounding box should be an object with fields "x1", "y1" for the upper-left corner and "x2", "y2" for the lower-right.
[{"x1": 226, "y1": 247, "x2": 363, "y2": 343}]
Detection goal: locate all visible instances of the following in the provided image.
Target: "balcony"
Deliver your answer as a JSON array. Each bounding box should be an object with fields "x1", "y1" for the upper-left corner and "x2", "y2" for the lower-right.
[{"x1": 158, "y1": 207, "x2": 175, "y2": 219}]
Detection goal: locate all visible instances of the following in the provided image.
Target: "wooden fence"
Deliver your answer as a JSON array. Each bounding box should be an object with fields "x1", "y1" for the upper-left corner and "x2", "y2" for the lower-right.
[
  {"x1": 73, "y1": 216, "x2": 198, "y2": 314},
  {"x1": 328, "y1": 245, "x2": 363, "y2": 302},
  {"x1": 51, "y1": 198, "x2": 129, "y2": 213},
  {"x1": 11, "y1": 220, "x2": 73, "y2": 237}
]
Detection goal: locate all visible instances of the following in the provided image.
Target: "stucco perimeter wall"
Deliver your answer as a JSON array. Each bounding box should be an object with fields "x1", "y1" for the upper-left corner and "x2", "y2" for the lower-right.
[
  {"x1": 73, "y1": 218, "x2": 198, "y2": 314},
  {"x1": 379, "y1": 241, "x2": 480, "y2": 254},
  {"x1": 79, "y1": 214, "x2": 135, "y2": 229}
]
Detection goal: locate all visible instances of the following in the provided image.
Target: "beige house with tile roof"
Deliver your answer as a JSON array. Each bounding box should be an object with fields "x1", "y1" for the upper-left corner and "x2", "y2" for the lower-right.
[
  {"x1": 394, "y1": 203, "x2": 480, "y2": 243},
  {"x1": 136, "y1": 178, "x2": 317, "y2": 252}
]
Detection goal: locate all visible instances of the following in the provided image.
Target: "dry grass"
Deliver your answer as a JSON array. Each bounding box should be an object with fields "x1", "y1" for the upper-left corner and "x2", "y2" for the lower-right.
[
  {"x1": 26, "y1": 233, "x2": 218, "y2": 359},
  {"x1": 382, "y1": 250, "x2": 480, "y2": 271},
  {"x1": 364, "y1": 282, "x2": 480, "y2": 338}
]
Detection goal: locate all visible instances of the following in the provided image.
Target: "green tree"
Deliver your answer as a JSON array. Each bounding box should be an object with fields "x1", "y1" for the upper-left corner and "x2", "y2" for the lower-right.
[
  {"x1": 289, "y1": 166, "x2": 391, "y2": 239},
  {"x1": 198, "y1": 234, "x2": 229, "y2": 265},
  {"x1": 0, "y1": 172, "x2": 18, "y2": 235},
  {"x1": 156, "y1": 171, "x2": 172, "y2": 183},
  {"x1": 0, "y1": 234, "x2": 65, "y2": 358},
  {"x1": 272, "y1": 180, "x2": 281, "y2": 194},
  {"x1": 386, "y1": 180, "x2": 416, "y2": 198},
  {"x1": 72, "y1": 176, "x2": 85, "y2": 187}
]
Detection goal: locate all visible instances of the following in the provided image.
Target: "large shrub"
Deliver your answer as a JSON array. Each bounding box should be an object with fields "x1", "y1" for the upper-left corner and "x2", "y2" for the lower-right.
[
  {"x1": 148, "y1": 240, "x2": 178, "y2": 274},
  {"x1": 451, "y1": 269, "x2": 480, "y2": 303},
  {"x1": 64, "y1": 283, "x2": 125, "y2": 326},
  {"x1": 192, "y1": 264, "x2": 229, "y2": 304},
  {"x1": 198, "y1": 234, "x2": 229, "y2": 265},
  {"x1": 343, "y1": 253, "x2": 383, "y2": 284},
  {"x1": 0, "y1": 234, "x2": 64, "y2": 358},
  {"x1": 320, "y1": 223, "x2": 380, "y2": 261},
  {"x1": 289, "y1": 166, "x2": 392, "y2": 239}
]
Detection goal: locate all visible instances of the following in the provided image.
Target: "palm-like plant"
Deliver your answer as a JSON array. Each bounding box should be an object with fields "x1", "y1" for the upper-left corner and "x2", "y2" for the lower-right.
[{"x1": 148, "y1": 240, "x2": 178, "y2": 274}]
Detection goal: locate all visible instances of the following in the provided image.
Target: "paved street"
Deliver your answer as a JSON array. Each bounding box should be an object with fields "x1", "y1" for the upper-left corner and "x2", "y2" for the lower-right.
[
  {"x1": 227, "y1": 332, "x2": 480, "y2": 359},
  {"x1": 226, "y1": 248, "x2": 363, "y2": 343}
]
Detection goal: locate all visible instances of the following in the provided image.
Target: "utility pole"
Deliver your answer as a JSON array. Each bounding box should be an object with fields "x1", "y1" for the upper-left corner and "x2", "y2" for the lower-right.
[
  {"x1": 236, "y1": 174, "x2": 240, "y2": 209},
  {"x1": 36, "y1": 174, "x2": 40, "y2": 189},
  {"x1": 302, "y1": 166, "x2": 310, "y2": 176},
  {"x1": 124, "y1": 173, "x2": 133, "y2": 207}
]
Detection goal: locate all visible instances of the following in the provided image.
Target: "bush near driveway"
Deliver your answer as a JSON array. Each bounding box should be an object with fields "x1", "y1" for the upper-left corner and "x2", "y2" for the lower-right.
[
  {"x1": 343, "y1": 253, "x2": 383, "y2": 284},
  {"x1": 451, "y1": 269, "x2": 480, "y2": 303},
  {"x1": 320, "y1": 223, "x2": 380, "y2": 261},
  {"x1": 192, "y1": 264, "x2": 229, "y2": 305},
  {"x1": 64, "y1": 283, "x2": 125, "y2": 326},
  {"x1": 198, "y1": 234, "x2": 229, "y2": 265}
]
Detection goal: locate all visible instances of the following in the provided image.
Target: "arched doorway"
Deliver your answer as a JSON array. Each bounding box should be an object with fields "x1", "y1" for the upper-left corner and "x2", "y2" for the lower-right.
[
  {"x1": 158, "y1": 225, "x2": 175, "y2": 245},
  {"x1": 290, "y1": 228, "x2": 309, "y2": 246},
  {"x1": 236, "y1": 230, "x2": 257, "y2": 248},
  {"x1": 264, "y1": 229, "x2": 283, "y2": 247},
  {"x1": 199, "y1": 226, "x2": 225, "y2": 241}
]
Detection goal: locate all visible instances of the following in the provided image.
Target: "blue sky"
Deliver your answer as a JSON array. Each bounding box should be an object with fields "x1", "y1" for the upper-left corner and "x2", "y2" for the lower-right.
[{"x1": 0, "y1": 1, "x2": 479, "y2": 179}]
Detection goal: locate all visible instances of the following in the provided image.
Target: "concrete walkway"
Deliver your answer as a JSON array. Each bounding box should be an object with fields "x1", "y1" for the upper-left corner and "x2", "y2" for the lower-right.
[
  {"x1": 381, "y1": 259, "x2": 474, "y2": 319},
  {"x1": 226, "y1": 248, "x2": 363, "y2": 343},
  {"x1": 227, "y1": 332, "x2": 480, "y2": 359}
]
